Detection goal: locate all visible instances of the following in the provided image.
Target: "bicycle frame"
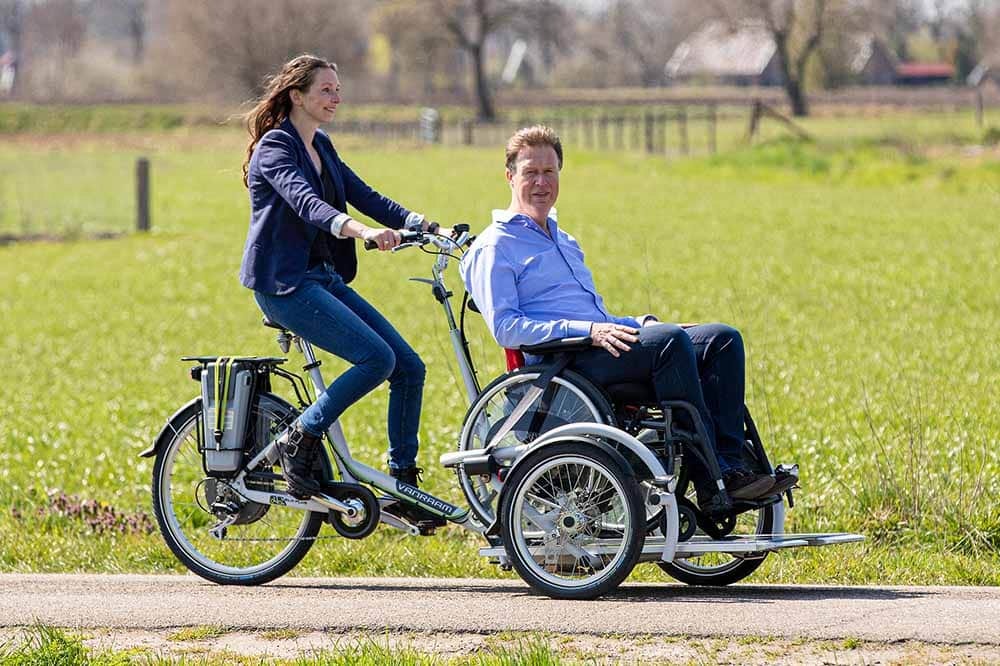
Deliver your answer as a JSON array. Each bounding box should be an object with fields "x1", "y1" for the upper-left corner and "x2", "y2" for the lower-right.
[{"x1": 226, "y1": 234, "x2": 487, "y2": 536}]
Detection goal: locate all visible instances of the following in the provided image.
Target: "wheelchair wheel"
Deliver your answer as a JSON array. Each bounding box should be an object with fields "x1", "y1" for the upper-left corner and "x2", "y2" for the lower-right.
[
  {"x1": 499, "y1": 442, "x2": 644, "y2": 600},
  {"x1": 457, "y1": 368, "x2": 614, "y2": 525},
  {"x1": 152, "y1": 393, "x2": 327, "y2": 585},
  {"x1": 657, "y1": 459, "x2": 774, "y2": 586}
]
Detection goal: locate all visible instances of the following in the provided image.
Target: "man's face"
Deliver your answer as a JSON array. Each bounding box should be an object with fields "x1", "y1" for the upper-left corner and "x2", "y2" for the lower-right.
[{"x1": 507, "y1": 144, "x2": 560, "y2": 223}]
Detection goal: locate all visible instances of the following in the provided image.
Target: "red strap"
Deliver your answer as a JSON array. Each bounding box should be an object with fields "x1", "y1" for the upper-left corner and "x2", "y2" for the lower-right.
[{"x1": 504, "y1": 348, "x2": 525, "y2": 371}]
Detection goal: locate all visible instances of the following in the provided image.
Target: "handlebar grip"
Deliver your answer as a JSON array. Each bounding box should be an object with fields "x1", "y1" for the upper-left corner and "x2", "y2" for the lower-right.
[{"x1": 363, "y1": 230, "x2": 424, "y2": 251}]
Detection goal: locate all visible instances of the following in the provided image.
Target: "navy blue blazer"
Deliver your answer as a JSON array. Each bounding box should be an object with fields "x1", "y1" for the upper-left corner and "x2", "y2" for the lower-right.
[{"x1": 240, "y1": 117, "x2": 412, "y2": 294}]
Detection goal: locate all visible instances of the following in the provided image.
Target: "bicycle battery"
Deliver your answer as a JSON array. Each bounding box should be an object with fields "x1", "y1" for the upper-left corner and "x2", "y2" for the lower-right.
[{"x1": 198, "y1": 358, "x2": 254, "y2": 474}]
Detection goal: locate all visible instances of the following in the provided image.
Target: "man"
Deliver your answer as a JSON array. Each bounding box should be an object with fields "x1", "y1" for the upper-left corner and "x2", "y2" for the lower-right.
[{"x1": 460, "y1": 125, "x2": 780, "y2": 513}]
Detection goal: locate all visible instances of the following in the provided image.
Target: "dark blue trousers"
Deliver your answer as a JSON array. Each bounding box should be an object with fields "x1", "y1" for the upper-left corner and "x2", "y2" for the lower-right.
[
  {"x1": 254, "y1": 264, "x2": 426, "y2": 471},
  {"x1": 569, "y1": 323, "x2": 747, "y2": 474}
]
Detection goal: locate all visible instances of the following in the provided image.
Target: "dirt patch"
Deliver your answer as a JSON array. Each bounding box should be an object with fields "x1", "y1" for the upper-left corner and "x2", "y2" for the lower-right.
[{"x1": 4, "y1": 628, "x2": 998, "y2": 664}]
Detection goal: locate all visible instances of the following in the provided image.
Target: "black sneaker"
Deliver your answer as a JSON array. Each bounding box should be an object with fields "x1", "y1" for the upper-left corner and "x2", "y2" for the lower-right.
[
  {"x1": 389, "y1": 466, "x2": 424, "y2": 488},
  {"x1": 275, "y1": 422, "x2": 323, "y2": 499},
  {"x1": 723, "y1": 468, "x2": 775, "y2": 500},
  {"x1": 387, "y1": 467, "x2": 446, "y2": 527}
]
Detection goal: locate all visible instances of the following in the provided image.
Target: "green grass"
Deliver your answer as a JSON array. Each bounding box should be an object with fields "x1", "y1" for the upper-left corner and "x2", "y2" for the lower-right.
[
  {"x1": 1, "y1": 109, "x2": 998, "y2": 584},
  {"x1": 167, "y1": 626, "x2": 227, "y2": 642}
]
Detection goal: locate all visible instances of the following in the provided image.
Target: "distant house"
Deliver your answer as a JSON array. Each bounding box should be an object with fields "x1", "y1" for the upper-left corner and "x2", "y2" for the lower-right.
[
  {"x1": 665, "y1": 21, "x2": 784, "y2": 87},
  {"x1": 894, "y1": 62, "x2": 955, "y2": 85},
  {"x1": 850, "y1": 36, "x2": 897, "y2": 85}
]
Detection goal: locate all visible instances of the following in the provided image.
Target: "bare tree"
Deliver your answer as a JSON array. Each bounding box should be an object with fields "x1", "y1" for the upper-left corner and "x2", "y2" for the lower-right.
[
  {"x1": 861, "y1": 0, "x2": 921, "y2": 61},
  {"x1": 374, "y1": 0, "x2": 459, "y2": 98},
  {"x1": 433, "y1": 0, "x2": 522, "y2": 120},
  {"x1": 159, "y1": 0, "x2": 371, "y2": 100},
  {"x1": 743, "y1": 0, "x2": 830, "y2": 117},
  {"x1": 119, "y1": 0, "x2": 147, "y2": 62}
]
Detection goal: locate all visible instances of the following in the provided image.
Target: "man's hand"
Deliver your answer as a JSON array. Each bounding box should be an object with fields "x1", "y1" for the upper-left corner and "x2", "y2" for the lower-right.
[
  {"x1": 590, "y1": 323, "x2": 639, "y2": 358},
  {"x1": 361, "y1": 227, "x2": 401, "y2": 251}
]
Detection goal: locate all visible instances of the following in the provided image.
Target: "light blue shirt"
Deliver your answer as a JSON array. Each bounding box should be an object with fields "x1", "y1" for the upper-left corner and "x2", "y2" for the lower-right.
[{"x1": 459, "y1": 209, "x2": 643, "y2": 350}]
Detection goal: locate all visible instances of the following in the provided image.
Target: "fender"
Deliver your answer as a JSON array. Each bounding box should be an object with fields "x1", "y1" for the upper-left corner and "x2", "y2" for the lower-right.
[
  {"x1": 482, "y1": 423, "x2": 676, "y2": 537},
  {"x1": 527, "y1": 422, "x2": 674, "y2": 491},
  {"x1": 139, "y1": 397, "x2": 201, "y2": 458}
]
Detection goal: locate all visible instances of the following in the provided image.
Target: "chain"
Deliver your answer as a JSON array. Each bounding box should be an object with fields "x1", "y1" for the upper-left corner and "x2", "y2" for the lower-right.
[{"x1": 214, "y1": 534, "x2": 339, "y2": 543}]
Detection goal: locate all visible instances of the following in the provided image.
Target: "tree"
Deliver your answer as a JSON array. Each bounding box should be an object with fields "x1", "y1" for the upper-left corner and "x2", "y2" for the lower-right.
[
  {"x1": 433, "y1": 0, "x2": 522, "y2": 120},
  {"x1": 374, "y1": 0, "x2": 460, "y2": 98},
  {"x1": 742, "y1": 0, "x2": 831, "y2": 117},
  {"x1": 120, "y1": 0, "x2": 147, "y2": 62},
  {"x1": 160, "y1": 0, "x2": 371, "y2": 100}
]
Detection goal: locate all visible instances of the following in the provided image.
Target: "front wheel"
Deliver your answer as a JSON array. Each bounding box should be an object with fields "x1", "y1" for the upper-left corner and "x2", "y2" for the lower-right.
[
  {"x1": 151, "y1": 393, "x2": 325, "y2": 585},
  {"x1": 499, "y1": 442, "x2": 644, "y2": 599}
]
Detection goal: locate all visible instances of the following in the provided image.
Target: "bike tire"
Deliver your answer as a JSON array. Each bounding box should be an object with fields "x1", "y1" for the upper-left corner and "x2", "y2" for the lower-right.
[
  {"x1": 151, "y1": 393, "x2": 325, "y2": 585},
  {"x1": 499, "y1": 441, "x2": 644, "y2": 600}
]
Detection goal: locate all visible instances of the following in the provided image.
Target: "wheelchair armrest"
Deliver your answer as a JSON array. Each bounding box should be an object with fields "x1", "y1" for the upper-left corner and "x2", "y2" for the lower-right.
[{"x1": 520, "y1": 337, "x2": 593, "y2": 355}]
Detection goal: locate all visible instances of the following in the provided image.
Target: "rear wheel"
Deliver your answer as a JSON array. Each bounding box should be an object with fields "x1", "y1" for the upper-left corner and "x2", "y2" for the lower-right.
[
  {"x1": 499, "y1": 442, "x2": 644, "y2": 599},
  {"x1": 151, "y1": 393, "x2": 326, "y2": 585},
  {"x1": 657, "y1": 459, "x2": 774, "y2": 586}
]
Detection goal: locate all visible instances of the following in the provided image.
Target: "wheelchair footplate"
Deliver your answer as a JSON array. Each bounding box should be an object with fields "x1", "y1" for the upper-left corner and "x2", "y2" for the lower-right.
[
  {"x1": 478, "y1": 532, "x2": 863, "y2": 563},
  {"x1": 636, "y1": 532, "x2": 865, "y2": 563}
]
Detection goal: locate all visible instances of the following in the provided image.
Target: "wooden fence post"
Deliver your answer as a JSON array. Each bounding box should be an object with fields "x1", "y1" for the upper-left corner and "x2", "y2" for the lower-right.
[
  {"x1": 708, "y1": 103, "x2": 717, "y2": 155},
  {"x1": 678, "y1": 106, "x2": 689, "y2": 156},
  {"x1": 136, "y1": 157, "x2": 150, "y2": 232},
  {"x1": 463, "y1": 120, "x2": 474, "y2": 146},
  {"x1": 976, "y1": 88, "x2": 984, "y2": 128},
  {"x1": 644, "y1": 113, "x2": 654, "y2": 154},
  {"x1": 747, "y1": 100, "x2": 763, "y2": 142}
]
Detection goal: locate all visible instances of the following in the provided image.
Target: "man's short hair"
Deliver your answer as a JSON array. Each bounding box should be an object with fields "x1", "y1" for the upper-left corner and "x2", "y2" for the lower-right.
[{"x1": 505, "y1": 125, "x2": 563, "y2": 172}]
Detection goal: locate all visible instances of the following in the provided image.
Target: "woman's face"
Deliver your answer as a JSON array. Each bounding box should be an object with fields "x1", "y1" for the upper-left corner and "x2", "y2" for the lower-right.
[{"x1": 294, "y1": 67, "x2": 341, "y2": 124}]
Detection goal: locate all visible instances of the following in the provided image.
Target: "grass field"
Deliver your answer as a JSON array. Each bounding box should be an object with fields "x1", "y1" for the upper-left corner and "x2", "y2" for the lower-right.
[{"x1": 0, "y1": 107, "x2": 998, "y2": 585}]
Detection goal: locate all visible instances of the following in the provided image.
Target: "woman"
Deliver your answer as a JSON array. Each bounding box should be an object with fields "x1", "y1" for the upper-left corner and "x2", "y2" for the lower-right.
[{"x1": 240, "y1": 55, "x2": 439, "y2": 500}]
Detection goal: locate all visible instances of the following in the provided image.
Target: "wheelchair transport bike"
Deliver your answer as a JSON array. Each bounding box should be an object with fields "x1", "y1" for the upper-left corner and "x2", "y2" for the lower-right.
[{"x1": 143, "y1": 225, "x2": 863, "y2": 600}]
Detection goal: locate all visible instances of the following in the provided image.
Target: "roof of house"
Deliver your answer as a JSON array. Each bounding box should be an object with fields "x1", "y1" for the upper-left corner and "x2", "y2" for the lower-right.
[
  {"x1": 849, "y1": 35, "x2": 897, "y2": 73},
  {"x1": 895, "y1": 63, "x2": 955, "y2": 78},
  {"x1": 666, "y1": 21, "x2": 776, "y2": 79}
]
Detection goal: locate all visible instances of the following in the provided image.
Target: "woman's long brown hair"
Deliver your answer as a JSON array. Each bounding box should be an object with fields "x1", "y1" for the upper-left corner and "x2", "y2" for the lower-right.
[{"x1": 242, "y1": 55, "x2": 337, "y2": 187}]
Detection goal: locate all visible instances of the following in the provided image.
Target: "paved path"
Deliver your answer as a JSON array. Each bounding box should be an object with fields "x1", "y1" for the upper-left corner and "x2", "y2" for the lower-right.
[{"x1": 1, "y1": 574, "x2": 998, "y2": 644}]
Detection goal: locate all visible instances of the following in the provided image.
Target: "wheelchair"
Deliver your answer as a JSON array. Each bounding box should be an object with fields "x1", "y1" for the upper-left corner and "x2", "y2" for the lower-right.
[{"x1": 444, "y1": 296, "x2": 828, "y2": 597}]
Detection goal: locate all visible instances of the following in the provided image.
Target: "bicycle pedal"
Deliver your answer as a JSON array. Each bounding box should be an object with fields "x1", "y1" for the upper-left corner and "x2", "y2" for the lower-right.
[{"x1": 416, "y1": 521, "x2": 439, "y2": 536}]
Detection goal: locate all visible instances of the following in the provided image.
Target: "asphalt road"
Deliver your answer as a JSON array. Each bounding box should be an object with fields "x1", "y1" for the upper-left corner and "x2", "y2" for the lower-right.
[{"x1": 1, "y1": 574, "x2": 998, "y2": 645}]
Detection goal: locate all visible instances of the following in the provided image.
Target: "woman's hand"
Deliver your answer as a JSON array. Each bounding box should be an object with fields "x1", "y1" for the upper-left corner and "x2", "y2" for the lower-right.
[
  {"x1": 589, "y1": 323, "x2": 639, "y2": 358},
  {"x1": 361, "y1": 227, "x2": 401, "y2": 251}
]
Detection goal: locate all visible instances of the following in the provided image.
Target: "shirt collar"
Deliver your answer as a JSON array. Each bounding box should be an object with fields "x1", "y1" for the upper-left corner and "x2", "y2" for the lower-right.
[{"x1": 492, "y1": 208, "x2": 557, "y2": 226}]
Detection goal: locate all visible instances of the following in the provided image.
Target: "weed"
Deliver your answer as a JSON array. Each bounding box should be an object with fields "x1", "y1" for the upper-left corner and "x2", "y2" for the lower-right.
[{"x1": 167, "y1": 625, "x2": 227, "y2": 642}]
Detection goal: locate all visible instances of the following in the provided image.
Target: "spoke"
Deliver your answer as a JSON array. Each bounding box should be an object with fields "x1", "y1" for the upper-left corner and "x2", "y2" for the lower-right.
[{"x1": 525, "y1": 491, "x2": 561, "y2": 511}]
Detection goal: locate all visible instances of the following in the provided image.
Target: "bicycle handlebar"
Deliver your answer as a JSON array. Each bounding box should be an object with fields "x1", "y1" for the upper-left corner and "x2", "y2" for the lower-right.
[{"x1": 362, "y1": 223, "x2": 472, "y2": 253}]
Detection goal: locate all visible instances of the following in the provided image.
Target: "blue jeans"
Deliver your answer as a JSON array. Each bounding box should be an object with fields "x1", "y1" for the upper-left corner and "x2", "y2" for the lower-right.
[
  {"x1": 254, "y1": 264, "x2": 426, "y2": 471},
  {"x1": 570, "y1": 323, "x2": 747, "y2": 474}
]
